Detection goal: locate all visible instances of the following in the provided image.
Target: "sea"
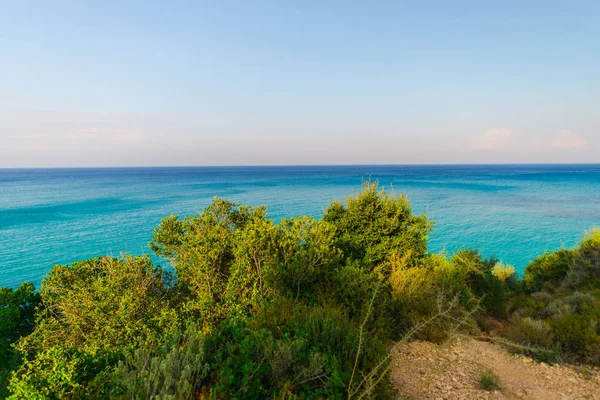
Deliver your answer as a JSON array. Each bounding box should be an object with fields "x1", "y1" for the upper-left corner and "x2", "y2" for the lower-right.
[{"x1": 1, "y1": 164, "x2": 599, "y2": 288}]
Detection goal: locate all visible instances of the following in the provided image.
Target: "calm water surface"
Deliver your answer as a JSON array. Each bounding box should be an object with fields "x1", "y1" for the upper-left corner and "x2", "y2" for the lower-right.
[{"x1": 1, "y1": 165, "x2": 599, "y2": 288}]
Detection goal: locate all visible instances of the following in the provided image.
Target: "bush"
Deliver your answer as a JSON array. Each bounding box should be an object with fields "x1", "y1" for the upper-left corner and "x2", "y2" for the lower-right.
[
  {"x1": 451, "y1": 250, "x2": 506, "y2": 318},
  {"x1": 203, "y1": 298, "x2": 391, "y2": 398},
  {"x1": 524, "y1": 249, "x2": 571, "y2": 292},
  {"x1": 502, "y1": 232, "x2": 600, "y2": 365},
  {"x1": 492, "y1": 262, "x2": 516, "y2": 282},
  {"x1": 478, "y1": 369, "x2": 502, "y2": 391},
  {"x1": 501, "y1": 316, "x2": 556, "y2": 350},
  {"x1": 274, "y1": 217, "x2": 341, "y2": 301},
  {"x1": 7, "y1": 256, "x2": 181, "y2": 398},
  {"x1": 22, "y1": 256, "x2": 179, "y2": 354},
  {"x1": 8, "y1": 346, "x2": 110, "y2": 399},
  {"x1": 550, "y1": 312, "x2": 599, "y2": 361},
  {"x1": 385, "y1": 252, "x2": 478, "y2": 343},
  {"x1": 150, "y1": 200, "x2": 257, "y2": 329},
  {"x1": 6, "y1": 185, "x2": 598, "y2": 397},
  {"x1": 564, "y1": 229, "x2": 600, "y2": 290},
  {"x1": 0, "y1": 283, "x2": 40, "y2": 398},
  {"x1": 110, "y1": 323, "x2": 209, "y2": 399},
  {"x1": 323, "y1": 181, "x2": 431, "y2": 271},
  {"x1": 524, "y1": 229, "x2": 600, "y2": 293}
]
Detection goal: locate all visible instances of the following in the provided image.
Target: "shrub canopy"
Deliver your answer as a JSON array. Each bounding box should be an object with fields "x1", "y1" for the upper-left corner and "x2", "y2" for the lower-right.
[{"x1": 2, "y1": 183, "x2": 598, "y2": 398}]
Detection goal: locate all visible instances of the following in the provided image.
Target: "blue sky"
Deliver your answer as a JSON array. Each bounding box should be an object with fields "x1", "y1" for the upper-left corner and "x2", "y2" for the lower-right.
[{"x1": 1, "y1": 1, "x2": 598, "y2": 167}]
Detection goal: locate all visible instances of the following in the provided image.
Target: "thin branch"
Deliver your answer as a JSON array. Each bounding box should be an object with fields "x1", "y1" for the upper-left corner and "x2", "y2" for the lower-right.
[{"x1": 348, "y1": 280, "x2": 381, "y2": 397}]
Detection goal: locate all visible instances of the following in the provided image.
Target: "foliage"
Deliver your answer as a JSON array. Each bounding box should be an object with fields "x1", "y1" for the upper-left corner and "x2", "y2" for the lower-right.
[
  {"x1": 110, "y1": 323, "x2": 209, "y2": 399},
  {"x1": 384, "y1": 252, "x2": 479, "y2": 342},
  {"x1": 478, "y1": 369, "x2": 502, "y2": 391},
  {"x1": 524, "y1": 250, "x2": 571, "y2": 292},
  {"x1": 274, "y1": 216, "x2": 341, "y2": 301},
  {"x1": 149, "y1": 199, "x2": 342, "y2": 331},
  {"x1": 564, "y1": 229, "x2": 600, "y2": 290},
  {"x1": 0, "y1": 283, "x2": 40, "y2": 398},
  {"x1": 22, "y1": 256, "x2": 179, "y2": 354},
  {"x1": 149, "y1": 200, "x2": 257, "y2": 328},
  {"x1": 524, "y1": 229, "x2": 600, "y2": 293},
  {"x1": 0, "y1": 283, "x2": 39, "y2": 354},
  {"x1": 500, "y1": 230, "x2": 600, "y2": 365},
  {"x1": 450, "y1": 250, "x2": 506, "y2": 318},
  {"x1": 492, "y1": 262, "x2": 516, "y2": 282},
  {"x1": 6, "y1": 256, "x2": 180, "y2": 399},
  {"x1": 323, "y1": 181, "x2": 431, "y2": 271},
  {"x1": 203, "y1": 299, "x2": 390, "y2": 398},
  {"x1": 500, "y1": 316, "x2": 557, "y2": 354},
  {"x1": 7, "y1": 346, "x2": 109, "y2": 400},
  {"x1": 2, "y1": 183, "x2": 599, "y2": 398}
]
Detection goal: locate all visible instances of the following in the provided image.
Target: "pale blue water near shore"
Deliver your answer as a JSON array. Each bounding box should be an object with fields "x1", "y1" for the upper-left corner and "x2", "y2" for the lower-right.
[{"x1": 1, "y1": 165, "x2": 599, "y2": 288}]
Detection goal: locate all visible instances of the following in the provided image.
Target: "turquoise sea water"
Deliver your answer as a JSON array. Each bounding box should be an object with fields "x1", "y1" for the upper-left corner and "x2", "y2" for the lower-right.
[{"x1": 1, "y1": 165, "x2": 599, "y2": 288}]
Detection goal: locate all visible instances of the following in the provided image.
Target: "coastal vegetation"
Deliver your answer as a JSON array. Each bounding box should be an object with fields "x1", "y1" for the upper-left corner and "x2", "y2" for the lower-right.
[{"x1": 1, "y1": 182, "x2": 599, "y2": 399}]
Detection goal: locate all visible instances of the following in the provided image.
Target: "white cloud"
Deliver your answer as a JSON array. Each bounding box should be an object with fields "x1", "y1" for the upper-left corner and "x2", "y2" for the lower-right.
[
  {"x1": 550, "y1": 130, "x2": 587, "y2": 149},
  {"x1": 471, "y1": 128, "x2": 513, "y2": 150}
]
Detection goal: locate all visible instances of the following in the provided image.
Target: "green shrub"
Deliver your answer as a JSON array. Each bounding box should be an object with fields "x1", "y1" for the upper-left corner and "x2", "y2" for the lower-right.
[
  {"x1": 450, "y1": 250, "x2": 506, "y2": 318},
  {"x1": 8, "y1": 346, "x2": 110, "y2": 399},
  {"x1": 546, "y1": 292, "x2": 596, "y2": 316},
  {"x1": 550, "y1": 312, "x2": 599, "y2": 360},
  {"x1": 204, "y1": 299, "x2": 390, "y2": 398},
  {"x1": 274, "y1": 217, "x2": 340, "y2": 301},
  {"x1": 386, "y1": 253, "x2": 479, "y2": 343},
  {"x1": 7, "y1": 256, "x2": 181, "y2": 398},
  {"x1": 0, "y1": 283, "x2": 40, "y2": 398},
  {"x1": 564, "y1": 229, "x2": 600, "y2": 290},
  {"x1": 23, "y1": 256, "x2": 179, "y2": 354},
  {"x1": 500, "y1": 291, "x2": 600, "y2": 364},
  {"x1": 110, "y1": 323, "x2": 209, "y2": 399},
  {"x1": 524, "y1": 249, "x2": 571, "y2": 292},
  {"x1": 5, "y1": 186, "x2": 598, "y2": 397},
  {"x1": 0, "y1": 283, "x2": 39, "y2": 353},
  {"x1": 150, "y1": 200, "x2": 256, "y2": 329},
  {"x1": 323, "y1": 181, "x2": 431, "y2": 271},
  {"x1": 502, "y1": 231, "x2": 600, "y2": 365},
  {"x1": 478, "y1": 369, "x2": 502, "y2": 391},
  {"x1": 523, "y1": 229, "x2": 600, "y2": 293},
  {"x1": 501, "y1": 316, "x2": 556, "y2": 350}
]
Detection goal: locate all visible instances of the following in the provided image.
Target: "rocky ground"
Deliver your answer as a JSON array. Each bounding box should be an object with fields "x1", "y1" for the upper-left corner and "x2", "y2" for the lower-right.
[{"x1": 391, "y1": 337, "x2": 600, "y2": 399}]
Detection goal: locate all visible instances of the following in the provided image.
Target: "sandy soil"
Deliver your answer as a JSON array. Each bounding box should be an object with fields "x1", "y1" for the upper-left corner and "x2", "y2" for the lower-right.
[{"x1": 391, "y1": 337, "x2": 600, "y2": 399}]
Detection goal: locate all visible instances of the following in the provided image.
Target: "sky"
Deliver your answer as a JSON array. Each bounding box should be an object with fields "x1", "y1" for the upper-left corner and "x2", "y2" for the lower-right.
[{"x1": 1, "y1": 1, "x2": 599, "y2": 167}]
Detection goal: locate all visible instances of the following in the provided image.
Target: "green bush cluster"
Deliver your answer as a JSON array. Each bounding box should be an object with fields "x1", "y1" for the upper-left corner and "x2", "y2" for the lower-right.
[
  {"x1": 500, "y1": 229, "x2": 600, "y2": 364},
  {"x1": 0, "y1": 283, "x2": 40, "y2": 398},
  {"x1": 4, "y1": 182, "x2": 441, "y2": 398},
  {"x1": 1, "y1": 183, "x2": 597, "y2": 398}
]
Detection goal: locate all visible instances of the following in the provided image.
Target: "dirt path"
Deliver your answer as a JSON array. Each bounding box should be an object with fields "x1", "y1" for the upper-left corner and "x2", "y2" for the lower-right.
[{"x1": 391, "y1": 337, "x2": 600, "y2": 399}]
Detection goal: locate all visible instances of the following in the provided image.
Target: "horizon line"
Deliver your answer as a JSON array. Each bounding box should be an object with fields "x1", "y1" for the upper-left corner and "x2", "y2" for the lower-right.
[{"x1": 1, "y1": 162, "x2": 599, "y2": 170}]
